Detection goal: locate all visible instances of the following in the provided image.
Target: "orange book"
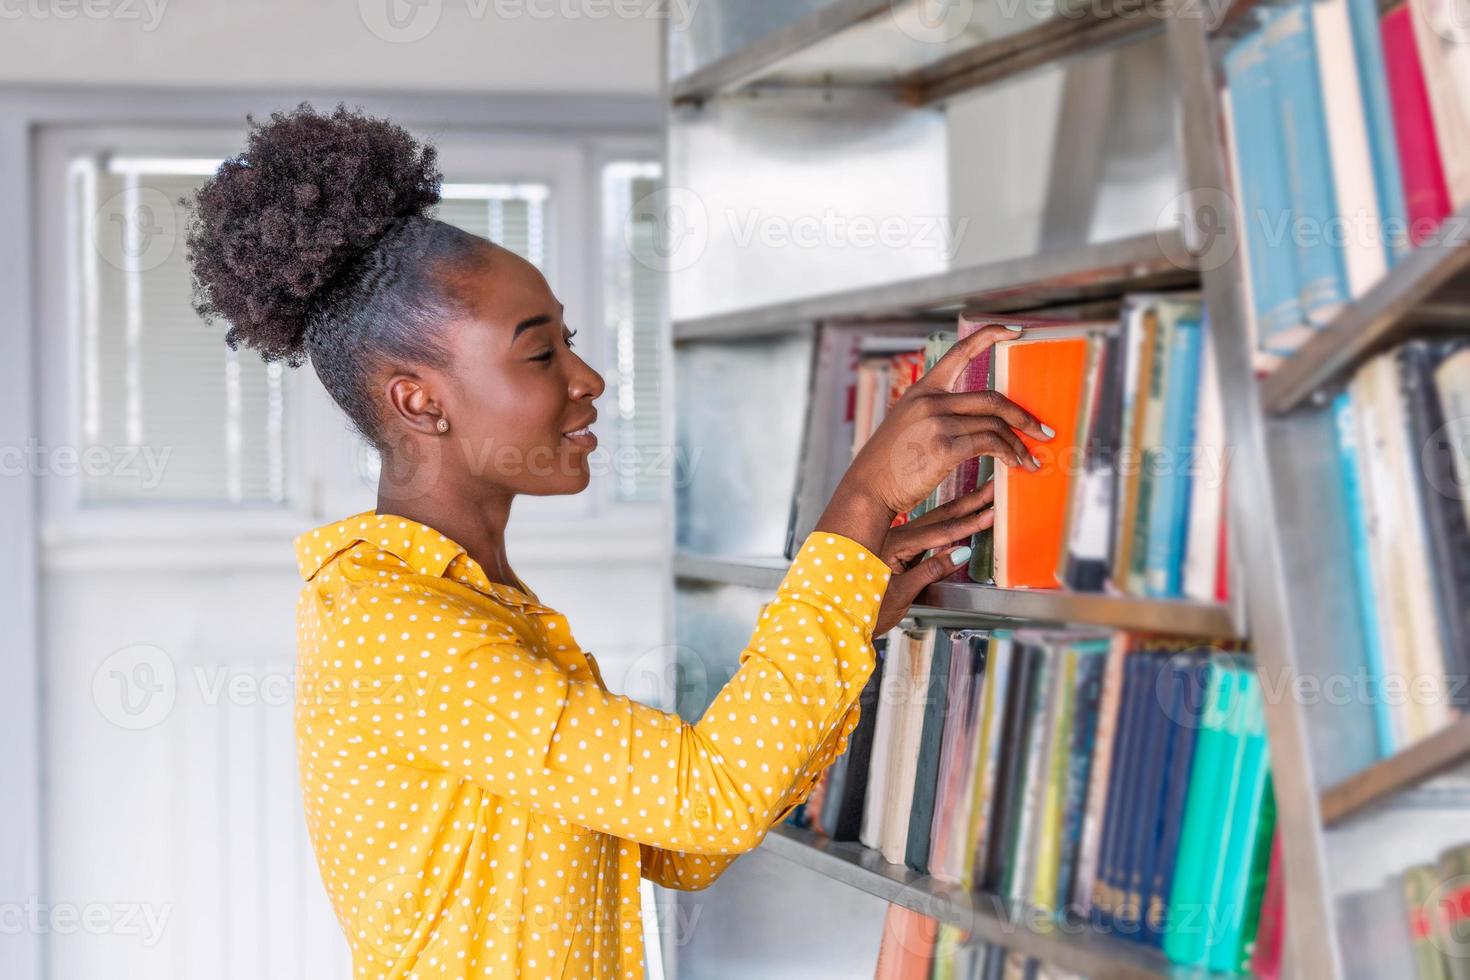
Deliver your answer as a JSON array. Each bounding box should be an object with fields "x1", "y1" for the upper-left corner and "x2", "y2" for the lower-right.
[
  {"x1": 993, "y1": 331, "x2": 1095, "y2": 589},
  {"x1": 872, "y1": 904, "x2": 937, "y2": 980}
]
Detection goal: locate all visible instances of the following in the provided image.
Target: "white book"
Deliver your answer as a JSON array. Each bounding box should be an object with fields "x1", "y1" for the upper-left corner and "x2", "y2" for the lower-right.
[
  {"x1": 1314, "y1": 0, "x2": 1389, "y2": 294},
  {"x1": 859, "y1": 628, "x2": 909, "y2": 851},
  {"x1": 881, "y1": 628, "x2": 936, "y2": 866},
  {"x1": 1182, "y1": 337, "x2": 1226, "y2": 601},
  {"x1": 1351, "y1": 366, "x2": 1413, "y2": 749}
]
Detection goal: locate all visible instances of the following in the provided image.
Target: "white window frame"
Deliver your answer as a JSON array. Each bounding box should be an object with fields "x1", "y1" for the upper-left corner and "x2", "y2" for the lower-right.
[{"x1": 34, "y1": 124, "x2": 667, "y2": 551}]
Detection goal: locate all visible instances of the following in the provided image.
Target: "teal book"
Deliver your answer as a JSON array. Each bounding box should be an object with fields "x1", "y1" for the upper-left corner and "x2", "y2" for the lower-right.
[
  {"x1": 1345, "y1": 0, "x2": 1409, "y2": 261},
  {"x1": 1333, "y1": 391, "x2": 1395, "y2": 757},
  {"x1": 1206, "y1": 672, "x2": 1274, "y2": 972},
  {"x1": 1265, "y1": 3, "x2": 1350, "y2": 324},
  {"x1": 1162, "y1": 662, "x2": 1243, "y2": 965},
  {"x1": 1223, "y1": 28, "x2": 1306, "y2": 350},
  {"x1": 1126, "y1": 304, "x2": 1177, "y2": 593},
  {"x1": 1144, "y1": 313, "x2": 1203, "y2": 598}
]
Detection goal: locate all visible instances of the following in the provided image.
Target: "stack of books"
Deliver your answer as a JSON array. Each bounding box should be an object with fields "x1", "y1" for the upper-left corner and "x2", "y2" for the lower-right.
[
  {"x1": 872, "y1": 912, "x2": 1043, "y2": 980},
  {"x1": 1220, "y1": 0, "x2": 1470, "y2": 368},
  {"x1": 1332, "y1": 340, "x2": 1470, "y2": 755},
  {"x1": 787, "y1": 296, "x2": 1228, "y2": 603},
  {"x1": 788, "y1": 627, "x2": 1278, "y2": 973},
  {"x1": 1337, "y1": 840, "x2": 1470, "y2": 979}
]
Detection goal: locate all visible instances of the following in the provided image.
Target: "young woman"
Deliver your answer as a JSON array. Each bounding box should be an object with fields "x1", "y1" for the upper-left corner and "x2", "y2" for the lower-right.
[{"x1": 185, "y1": 104, "x2": 1051, "y2": 980}]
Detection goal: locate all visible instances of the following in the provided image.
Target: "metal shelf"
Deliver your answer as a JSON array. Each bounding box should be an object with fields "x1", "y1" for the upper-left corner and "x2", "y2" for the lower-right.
[
  {"x1": 668, "y1": 0, "x2": 1166, "y2": 109},
  {"x1": 1321, "y1": 714, "x2": 1470, "y2": 826},
  {"x1": 674, "y1": 553, "x2": 1242, "y2": 639},
  {"x1": 673, "y1": 230, "x2": 1198, "y2": 342},
  {"x1": 1261, "y1": 205, "x2": 1470, "y2": 414},
  {"x1": 762, "y1": 825, "x2": 1174, "y2": 980}
]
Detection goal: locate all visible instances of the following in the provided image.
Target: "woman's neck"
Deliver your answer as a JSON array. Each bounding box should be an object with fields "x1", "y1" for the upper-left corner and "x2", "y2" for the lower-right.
[{"x1": 375, "y1": 484, "x2": 522, "y2": 592}]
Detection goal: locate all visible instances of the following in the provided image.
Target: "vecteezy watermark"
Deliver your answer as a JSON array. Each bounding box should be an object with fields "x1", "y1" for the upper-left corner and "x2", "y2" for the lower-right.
[
  {"x1": 0, "y1": 898, "x2": 172, "y2": 946},
  {"x1": 0, "y1": 0, "x2": 168, "y2": 30},
  {"x1": 1157, "y1": 186, "x2": 1238, "y2": 273},
  {"x1": 93, "y1": 644, "x2": 177, "y2": 731},
  {"x1": 0, "y1": 439, "x2": 171, "y2": 488},
  {"x1": 622, "y1": 186, "x2": 971, "y2": 273},
  {"x1": 358, "y1": 0, "x2": 697, "y2": 44},
  {"x1": 91, "y1": 185, "x2": 179, "y2": 273}
]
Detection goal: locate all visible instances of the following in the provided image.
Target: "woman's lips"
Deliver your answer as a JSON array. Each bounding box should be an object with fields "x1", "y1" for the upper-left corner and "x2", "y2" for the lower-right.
[{"x1": 561, "y1": 427, "x2": 597, "y2": 450}]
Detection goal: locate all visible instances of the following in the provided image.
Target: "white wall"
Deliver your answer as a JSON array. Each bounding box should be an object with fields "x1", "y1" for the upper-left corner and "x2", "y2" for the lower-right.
[{"x1": 0, "y1": 0, "x2": 663, "y2": 94}]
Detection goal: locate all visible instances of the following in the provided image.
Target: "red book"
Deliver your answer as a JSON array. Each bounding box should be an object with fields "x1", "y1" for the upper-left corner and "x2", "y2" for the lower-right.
[
  {"x1": 1382, "y1": 4, "x2": 1454, "y2": 244},
  {"x1": 1248, "y1": 833, "x2": 1286, "y2": 979}
]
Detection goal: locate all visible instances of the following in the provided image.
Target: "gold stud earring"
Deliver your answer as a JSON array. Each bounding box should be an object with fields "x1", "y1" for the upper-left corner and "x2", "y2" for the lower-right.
[{"x1": 436, "y1": 417, "x2": 450, "y2": 434}]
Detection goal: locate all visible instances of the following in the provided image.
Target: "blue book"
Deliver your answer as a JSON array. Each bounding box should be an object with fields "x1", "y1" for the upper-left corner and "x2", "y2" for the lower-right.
[
  {"x1": 1145, "y1": 313, "x2": 1203, "y2": 598},
  {"x1": 1345, "y1": 0, "x2": 1410, "y2": 262},
  {"x1": 1121, "y1": 654, "x2": 1173, "y2": 943},
  {"x1": 1333, "y1": 392, "x2": 1395, "y2": 758},
  {"x1": 1145, "y1": 653, "x2": 1211, "y2": 946},
  {"x1": 1095, "y1": 656, "x2": 1151, "y2": 933},
  {"x1": 1265, "y1": 3, "x2": 1350, "y2": 325},
  {"x1": 1223, "y1": 27, "x2": 1306, "y2": 352}
]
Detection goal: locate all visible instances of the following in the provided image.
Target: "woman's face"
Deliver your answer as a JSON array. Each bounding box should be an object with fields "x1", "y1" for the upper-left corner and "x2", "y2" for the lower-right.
[{"x1": 425, "y1": 242, "x2": 606, "y2": 498}]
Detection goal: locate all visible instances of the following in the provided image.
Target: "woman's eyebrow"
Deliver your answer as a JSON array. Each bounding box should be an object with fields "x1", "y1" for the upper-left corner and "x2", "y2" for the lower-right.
[{"x1": 510, "y1": 303, "x2": 566, "y2": 346}]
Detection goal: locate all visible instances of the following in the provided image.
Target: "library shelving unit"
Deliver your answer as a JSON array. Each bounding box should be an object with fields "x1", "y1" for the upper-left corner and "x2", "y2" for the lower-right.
[{"x1": 661, "y1": 2, "x2": 1470, "y2": 977}]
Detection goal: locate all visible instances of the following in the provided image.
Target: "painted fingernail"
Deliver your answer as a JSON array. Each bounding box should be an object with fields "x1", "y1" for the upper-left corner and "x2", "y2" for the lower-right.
[
  {"x1": 1004, "y1": 324, "x2": 1024, "y2": 332},
  {"x1": 1040, "y1": 423, "x2": 1056, "y2": 439},
  {"x1": 951, "y1": 546, "x2": 972, "y2": 566},
  {"x1": 1029, "y1": 454, "x2": 1042, "y2": 470}
]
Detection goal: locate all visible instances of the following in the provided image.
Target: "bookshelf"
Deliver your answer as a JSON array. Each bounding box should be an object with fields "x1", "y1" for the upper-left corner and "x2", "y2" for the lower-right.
[
  {"x1": 764, "y1": 825, "x2": 1177, "y2": 980},
  {"x1": 664, "y1": 1, "x2": 1458, "y2": 977}
]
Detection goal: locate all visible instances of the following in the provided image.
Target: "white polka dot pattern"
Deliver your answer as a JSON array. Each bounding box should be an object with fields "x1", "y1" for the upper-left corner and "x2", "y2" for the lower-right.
[{"x1": 293, "y1": 510, "x2": 890, "y2": 978}]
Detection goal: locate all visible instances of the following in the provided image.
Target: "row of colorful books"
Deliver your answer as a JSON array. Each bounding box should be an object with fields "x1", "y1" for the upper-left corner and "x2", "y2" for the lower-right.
[
  {"x1": 1340, "y1": 842, "x2": 1470, "y2": 980},
  {"x1": 872, "y1": 909, "x2": 1047, "y2": 980},
  {"x1": 1333, "y1": 340, "x2": 1470, "y2": 755},
  {"x1": 787, "y1": 295, "x2": 1228, "y2": 603},
  {"x1": 1221, "y1": 0, "x2": 1469, "y2": 369},
  {"x1": 788, "y1": 627, "x2": 1279, "y2": 973}
]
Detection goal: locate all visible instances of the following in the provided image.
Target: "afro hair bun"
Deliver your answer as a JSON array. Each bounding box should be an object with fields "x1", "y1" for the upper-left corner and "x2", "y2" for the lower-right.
[{"x1": 186, "y1": 103, "x2": 442, "y2": 365}]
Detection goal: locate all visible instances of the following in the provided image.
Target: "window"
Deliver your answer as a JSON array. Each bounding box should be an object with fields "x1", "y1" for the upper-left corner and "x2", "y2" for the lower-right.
[
  {"x1": 434, "y1": 183, "x2": 551, "y2": 270},
  {"x1": 70, "y1": 155, "x2": 287, "y2": 506},
  {"x1": 602, "y1": 161, "x2": 666, "y2": 503}
]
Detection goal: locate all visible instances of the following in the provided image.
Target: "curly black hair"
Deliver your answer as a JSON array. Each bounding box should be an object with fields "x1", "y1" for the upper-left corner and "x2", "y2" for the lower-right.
[{"x1": 185, "y1": 103, "x2": 487, "y2": 449}]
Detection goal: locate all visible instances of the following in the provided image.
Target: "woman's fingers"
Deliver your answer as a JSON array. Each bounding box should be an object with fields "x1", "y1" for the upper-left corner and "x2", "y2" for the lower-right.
[
  {"x1": 946, "y1": 417, "x2": 1037, "y2": 472},
  {"x1": 877, "y1": 544, "x2": 974, "y2": 633},
  {"x1": 914, "y1": 324, "x2": 1019, "y2": 394},
  {"x1": 938, "y1": 389, "x2": 1053, "y2": 444},
  {"x1": 887, "y1": 504, "x2": 994, "y2": 565},
  {"x1": 904, "y1": 481, "x2": 995, "y2": 530}
]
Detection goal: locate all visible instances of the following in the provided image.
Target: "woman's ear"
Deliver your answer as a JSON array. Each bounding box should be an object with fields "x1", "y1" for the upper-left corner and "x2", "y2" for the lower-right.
[{"x1": 384, "y1": 372, "x2": 446, "y2": 437}]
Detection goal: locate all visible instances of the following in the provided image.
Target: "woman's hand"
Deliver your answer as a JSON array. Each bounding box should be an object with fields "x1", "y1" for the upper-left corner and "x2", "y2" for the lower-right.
[
  {"x1": 813, "y1": 322, "x2": 1051, "y2": 583},
  {"x1": 873, "y1": 482, "x2": 994, "y2": 635}
]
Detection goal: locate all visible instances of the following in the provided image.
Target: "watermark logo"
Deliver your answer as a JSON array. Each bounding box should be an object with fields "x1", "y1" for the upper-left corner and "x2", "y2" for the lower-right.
[
  {"x1": 890, "y1": 0, "x2": 977, "y2": 44},
  {"x1": 92, "y1": 644, "x2": 176, "y2": 731},
  {"x1": 626, "y1": 185, "x2": 709, "y2": 273},
  {"x1": 1157, "y1": 186, "x2": 1237, "y2": 273},
  {"x1": 91, "y1": 186, "x2": 178, "y2": 274},
  {"x1": 359, "y1": 0, "x2": 442, "y2": 43}
]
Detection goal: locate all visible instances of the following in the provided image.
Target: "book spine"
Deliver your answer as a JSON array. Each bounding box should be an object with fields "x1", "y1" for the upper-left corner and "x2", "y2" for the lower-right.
[
  {"x1": 1313, "y1": 0, "x2": 1390, "y2": 296},
  {"x1": 1400, "y1": 341, "x2": 1470, "y2": 701},
  {"x1": 968, "y1": 633, "x2": 1013, "y2": 890},
  {"x1": 1163, "y1": 663, "x2": 1237, "y2": 965},
  {"x1": 1381, "y1": 3, "x2": 1454, "y2": 244},
  {"x1": 1093, "y1": 654, "x2": 1146, "y2": 929},
  {"x1": 1332, "y1": 391, "x2": 1398, "y2": 757},
  {"x1": 1346, "y1": 0, "x2": 1411, "y2": 259},
  {"x1": 1006, "y1": 645, "x2": 1056, "y2": 903},
  {"x1": 1403, "y1": 864, "x2": 1454, "y2": 980},
  {"x1": 1247, "y1": 833, "x2": 1286, "y2": 980},
  {"x1": 1438, "y1": 845, "x2": 1470, "y2": 980},
  {"x1": 1145, "y1": 314, "x2": 1203, "y2": 598},
  {"x1": 1072, "y1": 633, "x2": 1127, "y2": 911},
  {"x1": 1122, "y1": 653, "x2": 1172, "y2": 942},
  {"x1": 1266, "y1": 2, "x2": 1351, "y2": 325},
  {"x1": 1055, "y1": 643, "x2": 1107, "y2": 910},
  {"x1": 1127, "y1": 306, "x2": 1175, "y2": 594},
  {"x1": 1436, "y1": 350, "x2": 1470, "y2": 536},
  {"x1": 1406, "y1": 0, "x2": 1470, "y2": 209},
  {"x1": 1224, "y1": 29, "x2": 1309, "y2": 353},
  {"x1": 1146, "y1": 655, "x2": 1209, "y2": 945},
  {"x1": 1182, "y1": 327, "x2": 1225, "y2": 602}
]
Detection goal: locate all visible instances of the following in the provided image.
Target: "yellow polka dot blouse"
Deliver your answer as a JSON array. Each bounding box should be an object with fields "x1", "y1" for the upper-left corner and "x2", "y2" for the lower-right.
[{"x1": 294, "y1": 510, "x2": 891, "y2": 979}]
